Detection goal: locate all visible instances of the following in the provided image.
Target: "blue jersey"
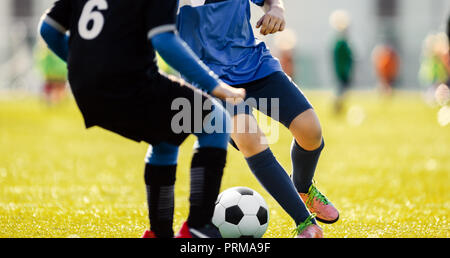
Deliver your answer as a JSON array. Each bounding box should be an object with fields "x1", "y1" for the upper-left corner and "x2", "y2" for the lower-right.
[{"x1": 177, "y1": 0, "x2": 283, "y2": 85}]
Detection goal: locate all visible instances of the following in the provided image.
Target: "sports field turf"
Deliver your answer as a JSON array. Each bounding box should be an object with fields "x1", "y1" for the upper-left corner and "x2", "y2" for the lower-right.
[{"x1": 0, "y1": 90, "x2": 448, "y2": 238}]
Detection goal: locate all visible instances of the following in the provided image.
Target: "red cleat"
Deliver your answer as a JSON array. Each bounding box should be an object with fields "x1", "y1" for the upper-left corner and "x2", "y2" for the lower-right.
[
  {"x1": 175, "y1": 221, "x2": 221, "y2": 238},
  {"x1": 141, "y1": 229, "x2": 157, "y2": 238},
  {"x1": 175, "y1": 222, "x2": 193, "y2": 238}
]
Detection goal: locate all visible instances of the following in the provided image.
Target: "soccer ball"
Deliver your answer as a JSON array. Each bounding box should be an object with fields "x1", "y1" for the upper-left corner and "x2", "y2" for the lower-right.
[{"x1": 212, "y1": 186, "x2": 269, "y2": 238}]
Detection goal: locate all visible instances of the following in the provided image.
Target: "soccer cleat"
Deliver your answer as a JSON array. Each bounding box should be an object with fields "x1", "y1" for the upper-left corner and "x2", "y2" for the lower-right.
[
  {"x1": 296, "y1": 224, "x2": 323, "y2": 238},
  {"x1": 293, "y1": 214, "x2": 323, "y2": 238},
  {"x1": 299, "y1": 183, "x2": 339, "y2": 224},
  {"x1": 141, "y1": 229, "x2": 157, "y2": 238},
  {"x1": 175, "y1": 221, "x2": 222, "y2": 238}
]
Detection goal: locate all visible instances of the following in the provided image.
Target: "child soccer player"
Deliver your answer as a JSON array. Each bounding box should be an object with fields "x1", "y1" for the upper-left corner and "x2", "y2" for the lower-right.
[
  {"x1": 173, "y1": 0, "x2": 340, "y2": 238},
  {"x1": 39, "y1": 0, "x2": 245, "y2": 238},
  {"x1": 329, "y1": 9, "x2": 354, "y2": 114},
  {"x1": 372, "y1": 44, "x2": 399, "y2": 96}
]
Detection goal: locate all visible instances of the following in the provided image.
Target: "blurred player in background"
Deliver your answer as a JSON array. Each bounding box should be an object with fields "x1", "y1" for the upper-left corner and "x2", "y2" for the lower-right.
[
  {"x1": 372, "y1": 44, "x2": 400, "y2": 96},
  {"x1": 418, "y1": 33, "x2": 449, "y2": 105},
  {"x1": 329, "y1": 9, "x2": 354, "y2": 114},
  {"x1": 176, "y1": 0, "x2": 340, "y2": 238},
  {"x1": 34, "y1": 39, "x2": 67, "y2": 105},
  {"x1": 273, "y1": 28, "x2": 297, "y2": 79},
  {"x1": 39, "y1": 0, "x2": 245, "y2": 239},
  {"x1": 435, "y1": 16, "x2": 450, "y2": 107},
  {"x1": 446, "y1": 15, "x2": 450, "y2": 87}
]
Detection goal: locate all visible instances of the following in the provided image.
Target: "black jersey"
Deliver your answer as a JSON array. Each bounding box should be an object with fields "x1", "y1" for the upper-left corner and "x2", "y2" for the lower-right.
[{"x1": 44, "y1": 0, "x2": 178, "y2": 91}]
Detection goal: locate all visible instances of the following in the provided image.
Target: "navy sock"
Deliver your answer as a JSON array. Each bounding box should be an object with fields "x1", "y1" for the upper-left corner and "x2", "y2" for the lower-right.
[
  {"x1": 291, "y1": 138, "x2": 324, "y2": 193},
  {"x1": 245, "y1": 148, "x2": 315, "y2": 225}
]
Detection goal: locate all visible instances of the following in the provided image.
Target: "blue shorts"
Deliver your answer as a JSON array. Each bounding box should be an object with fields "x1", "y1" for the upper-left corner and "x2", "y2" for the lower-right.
[{"x1": 220, "y1": 71, "x2": 313, "y2": 128}]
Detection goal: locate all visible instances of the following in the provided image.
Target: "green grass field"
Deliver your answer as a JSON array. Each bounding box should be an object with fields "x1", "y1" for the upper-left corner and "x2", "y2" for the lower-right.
[{"x1": 0, "y1": 90, "x2": 449, "y2": 238}]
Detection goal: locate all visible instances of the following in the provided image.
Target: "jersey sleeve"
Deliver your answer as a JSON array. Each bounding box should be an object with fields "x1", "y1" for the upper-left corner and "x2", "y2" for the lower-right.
[
  {"x1": 251, "y1": 0, "x2": 265, "y2": 7},
  {"x1": 43, "y1": 0, "x2": 71, "y2": 33},
  {"x1": 145, "y1": 0, "x2": 178, "y2": 39}
]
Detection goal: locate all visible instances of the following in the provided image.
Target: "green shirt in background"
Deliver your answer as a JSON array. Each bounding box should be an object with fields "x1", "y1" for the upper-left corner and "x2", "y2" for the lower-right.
[{"x1": 333, "y1": 36, "x2": 353, "y2": 84}]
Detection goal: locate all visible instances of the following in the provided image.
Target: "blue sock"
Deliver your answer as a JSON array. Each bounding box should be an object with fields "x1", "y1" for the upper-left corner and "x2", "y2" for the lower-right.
[
  {"x1": 245, "y1": 148, "x2": 315, "y2": 225},
  {"x1": 291, "y1": 138, "x2": 324, "y2": 193}
]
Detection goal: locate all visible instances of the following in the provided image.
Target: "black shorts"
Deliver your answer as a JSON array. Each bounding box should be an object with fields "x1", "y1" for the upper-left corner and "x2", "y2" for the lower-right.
[{"x1": 70, "y1": 72, "x2": 211, "y2": 146}]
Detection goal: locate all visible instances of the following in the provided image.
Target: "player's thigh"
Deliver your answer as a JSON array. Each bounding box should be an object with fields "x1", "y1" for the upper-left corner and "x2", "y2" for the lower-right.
[{"x1": 217, "y1": 97, "x2": 268, "y2": 156}]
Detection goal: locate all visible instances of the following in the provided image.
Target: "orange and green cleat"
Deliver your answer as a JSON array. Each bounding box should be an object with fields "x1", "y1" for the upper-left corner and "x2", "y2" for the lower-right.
[
  {"x1": 294, "y1": 214, "x2": 323, "y2": 238},
  {"x1": 299, "y1": 183, "x2": 339, "y2": 224}
]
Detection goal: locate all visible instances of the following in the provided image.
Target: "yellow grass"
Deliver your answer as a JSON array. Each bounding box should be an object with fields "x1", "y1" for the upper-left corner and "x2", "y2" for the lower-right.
[{"x1": 0, "y1": 90, "x2": 448, "y2": 238}]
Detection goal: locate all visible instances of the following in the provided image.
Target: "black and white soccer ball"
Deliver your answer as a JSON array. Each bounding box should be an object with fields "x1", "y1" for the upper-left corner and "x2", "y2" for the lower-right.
[{"x1": 212, "y1": 186, "x2": 269, "y2": 238}]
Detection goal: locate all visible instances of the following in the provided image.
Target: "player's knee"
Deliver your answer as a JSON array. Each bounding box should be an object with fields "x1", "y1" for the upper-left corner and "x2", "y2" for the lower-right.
[
  {"x1": 233, "y1": 131, "x2": 268, "y2": 157},
  {"x1": 145, "y1": 142, "x2": 179, "y2": 166},
  {"x1": 306, "y1": 123, "x2": 323, "y2": 147},
  {"x1": 300, "y1": 126, "x2": 322, "y2": 151},
  {"x1": 290, "y1": 110, "x2": 323, "y2": 150}
]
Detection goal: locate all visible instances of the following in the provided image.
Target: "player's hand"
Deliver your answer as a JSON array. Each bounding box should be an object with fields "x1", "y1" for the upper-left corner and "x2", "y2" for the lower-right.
[
  {"x1": 256, "y1": 5, "x2": 286, "y2": 36},
  {"x1": 211, "y1": 82, "x2": 246, "y2": 105}
]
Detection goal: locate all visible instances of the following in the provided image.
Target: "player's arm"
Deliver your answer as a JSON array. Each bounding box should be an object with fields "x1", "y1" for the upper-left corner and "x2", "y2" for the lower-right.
[
  {"x1": 254, "y1": 0, "x2": 286, "y2": 36},
  {"x1": 37, "y1": 0, "x2": 71, "y2": 62},
  {"x1": 151, "y1": 31, "x2": 244, "y2": 103},
  {"x1": 146, "y1": 0, "x2": 244, "y2": 102},
  {"x1": 38, "y1": 17, "x2": 69, "y2": 62},
  {"x1": 151, "y1": 32, "x2": 218, "y2": 93}
]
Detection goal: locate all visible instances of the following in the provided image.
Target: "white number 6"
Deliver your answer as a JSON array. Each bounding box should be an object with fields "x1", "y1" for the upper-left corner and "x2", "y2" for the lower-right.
[{"x1": 78, "y1": 0, "x2": 108, "y2": 40}]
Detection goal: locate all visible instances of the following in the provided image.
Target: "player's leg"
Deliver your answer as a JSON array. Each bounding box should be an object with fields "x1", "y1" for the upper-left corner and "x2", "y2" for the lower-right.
[
  {"x1": 259, "y1": 72, "x2": 339, "y2": 224},
  {"x1": 220, "y1": 89, "x2": 317, "y2": 231},
  {"x1": 334, "y1": 81, "x2": 348, "y2": 114},
  {"x1": 289, "y1": 108, "x2": 324, "y2": 193},
  {"x1": 140, "y1": 74, "x2": 229, "y2": 238},
  {"x1": 239, "y1": 72, "x2": 321, "y2": 194},
  {"x1": 177, "y1": 97, "x2": 230, "y2": 238},
  {"x1": 289, "y1": 110, "x2": 340, "y2": 224},
  {"x1": 231, "y1": 113, "x2": 316, "y2": 227},
  {"x1": 143, "y1": 142, "x2": 179, "y2": 238},
  {"x1": 245, "y1": 71, "x2": 337, "y2": 227}
]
